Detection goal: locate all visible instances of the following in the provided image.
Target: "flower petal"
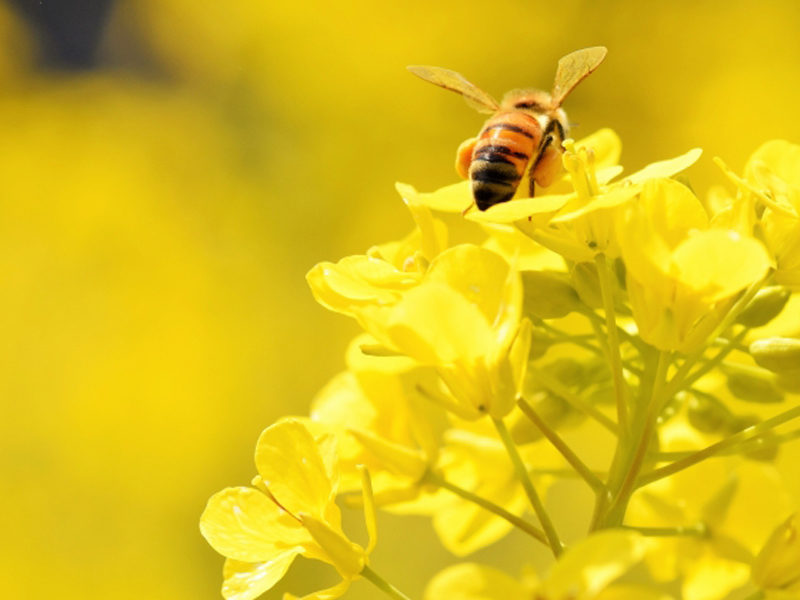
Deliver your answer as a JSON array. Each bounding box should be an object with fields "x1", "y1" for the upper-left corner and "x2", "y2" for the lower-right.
[
  {"x1": 543, "y1": 530, "x2": 647, "y2": 599},
  {"x1": 465, "y1": 193, "x2": 573, "y2": 224},
  {"x1": 424, "y1": 563, "x2": 527, "y2": 600},
  {"x1": 200, "y1": 487, "x2": 307, "y2": 562},
  {"x1": 552, "y1": 185, "x2": 641, "y2": 223},
  {"x1": 594, "y1": 584, "x2": 674, "y2": 600},
  {"x1": 255, "y1": 418, "x2": 336, "y2": 518},
  {"x1": 746, "y1": 139, "x2": 800, "y2": 190},
  {"x1": 397, "y1": 180, "x2": 472, "y2": 213},
  {"x1": 426, "y1": 245, "x2": 518, "y2": 326},
  {"x1": 299, "y1": 513, "x2": 365, "y2": 577},
  {"x1": 222, "y1": 555, "x2": 297, "y2": 600},
  {"x1": 386, "y1": 282, "x2": 492, "y2": 365},
  {"x1": 574, "y1": 128, "x2": 623, "y2": 168},
  {"x1": 283, "y1": 579, "x2": 352, "y2": 600},
  {"x1": 673, "y1": 229, "x2": 771, "y2": 301},
  {"x1": 306, "y1": 255, "x2": 417, "y2": 315},
  {"x1": 623, "y1": 148, "x2": 702, "y2": 185}
]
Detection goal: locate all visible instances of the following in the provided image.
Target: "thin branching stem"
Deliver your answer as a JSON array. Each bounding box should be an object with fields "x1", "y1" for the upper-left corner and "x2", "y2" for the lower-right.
[
  {"x1": 602, "y1": 350, "x2": 671, "y2": 528},
  {"x1": 528, "y1": 365, "x2": 618, "y2": 435},
  {"x1": 535, "y1": 319, "x2": 602, "y2": 354},
  {"x1": 517, "y1": 396, "x2": 608, "y2": 495},
  {"x1": 664, "y1": 278, "x2": 766, "y2": 399},
  {"x1": 423, "y1": 470, "x2": 547, "y2": 546},
  {"x1": 595, "y1": 253, "x2": 630, "y2": 432},
  {"x1": 361, "y1": 565, "x2": 413, "y2": 600},
  {"x1": 621, "y1": 523, "x2": 708, "y2": 538},
  {"x1": 493, "y1": 416, "x2": 563, "y2": 557},
  {"x1": 638, "y1": 404, "x2": 800, "y2": 486},
  {"x1": 678, "y1": 327, "x2": 749, "y2": 393}
]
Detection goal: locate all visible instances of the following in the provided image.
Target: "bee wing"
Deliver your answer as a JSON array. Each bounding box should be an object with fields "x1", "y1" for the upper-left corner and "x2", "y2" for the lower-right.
[
  {"x1": 407, "y1": 65, "x2": 500, "y2": 114},
  {"x1": 550, "y1": 46, "x2": 607, "y2": 107}
]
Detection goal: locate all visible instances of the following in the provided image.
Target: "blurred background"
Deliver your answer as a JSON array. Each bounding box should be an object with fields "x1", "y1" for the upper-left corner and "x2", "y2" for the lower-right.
[{"x1": 2, "y1": 1, "x2": 800, "y2": 598}]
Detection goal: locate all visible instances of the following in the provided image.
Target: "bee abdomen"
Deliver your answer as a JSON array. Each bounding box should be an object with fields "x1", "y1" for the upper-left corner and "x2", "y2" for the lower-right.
[
  {"x1": 470, "y1": 112, "x2": 540, "y2": 210},
  {"x1": 470, "y1": 160, "x2": 520, "y2": 210}
]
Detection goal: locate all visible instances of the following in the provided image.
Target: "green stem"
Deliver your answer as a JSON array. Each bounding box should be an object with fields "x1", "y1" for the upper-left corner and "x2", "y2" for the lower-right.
[
  {"x1": 535, "y1": 319, "x2": 602, "y2": 354},
  {"x1": 638, "y1": 404, "x2": 800, "y2": 486},
  {"x1": 361, "y1": 565, "x2": 413, "y2": 600},
  {"x1": 530, "y1": 467, "x2": 608, "y2": 478},
  {"x1": 595, "y1": 253, "x2": 629, "y2": 432},
  {"x1": 652, "y1": 426, "x2": 800, "y2": 461},
  {"x1": 678, "y1": 328, "x2": 748, "y2": 392},
  {"x1": 517, "y1": 397, "x2": 608, "y2": 494},
  {"x1": 621, "y1": 523, "x2": 708, "y2": 538},
  {"x1": 601, "y1": 350, "x2": 671, "y2": 528},
  {"x1": 423, "y1": 470, "x2": 547, "y2": 546},
  {"x1": 528, "y1": 365, "x2": 618, "y2": 435},
  {"x1": 578, "y1": 304, "x2": 645, "y2": 353},
  {"x1": 493, "y1": 416, "x2": 563, "y2": 557}
]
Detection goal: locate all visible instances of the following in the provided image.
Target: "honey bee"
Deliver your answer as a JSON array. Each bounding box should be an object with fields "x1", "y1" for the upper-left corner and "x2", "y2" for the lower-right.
[{"x1": 408, "y1": 47, "x2": 607, "y2": 211}]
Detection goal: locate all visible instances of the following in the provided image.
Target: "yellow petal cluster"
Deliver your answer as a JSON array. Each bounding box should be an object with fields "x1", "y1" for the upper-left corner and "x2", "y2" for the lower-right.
[
  {"x1": 752, "y1": 512, "x2": 800, "y2": 595},
  {"x1": 619, "y1": 178, "x2": 771, "y2": 352},
  {"x1": 200, "y1": 418, "x2": 372, "y2": 599},
  {"x1": 204, "y1": 126, "x2": 800, "y2": 600},
  {"x1": 745, "y1": 141, "x2": 800, "y2": 287},
  {"x1": 424, "y1": 530, "x2": 666, "y2": 600}
]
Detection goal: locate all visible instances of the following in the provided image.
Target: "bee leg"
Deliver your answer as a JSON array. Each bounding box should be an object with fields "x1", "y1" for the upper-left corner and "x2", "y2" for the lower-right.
[
  {"x1": 455, "y1": 137, "x2": 478, "y2": 180},
  {"x1": 531, "y1": 134, "x2": 563, "y2": 189},
  {"x1": 528, "y1": 133, "x2": 555, "y2": 197},
  {"x1": 462, "y1": 201, "x2": 476, "y2": 216}
]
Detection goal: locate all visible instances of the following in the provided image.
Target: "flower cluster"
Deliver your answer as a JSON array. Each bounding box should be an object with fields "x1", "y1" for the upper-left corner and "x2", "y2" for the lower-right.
[{"x1": 201, "y1": 127, "x2": 800, "y2": 600}]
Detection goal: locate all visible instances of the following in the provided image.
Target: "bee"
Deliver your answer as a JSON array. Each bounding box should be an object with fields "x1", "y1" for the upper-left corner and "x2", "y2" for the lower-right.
[{"x1": 408, "y1": 47, "x2": 607, "y2": 211}]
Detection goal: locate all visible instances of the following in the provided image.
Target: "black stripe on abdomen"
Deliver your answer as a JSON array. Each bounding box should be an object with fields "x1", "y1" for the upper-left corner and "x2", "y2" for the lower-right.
[
  {"x1": 470, "y1": 159, "x2": 520, "y2": 210},
  {"x1": 474, "y1": 144, "x2": 529, "y2": 160}
]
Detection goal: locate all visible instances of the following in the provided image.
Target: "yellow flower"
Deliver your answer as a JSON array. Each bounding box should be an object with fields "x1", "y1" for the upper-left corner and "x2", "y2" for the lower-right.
[
  {"x1": 310, "y1": 333, "x2": 447, "y2": 495},
  {"x1": 424, "y1": 530, "x2": 670, "y2": 599},
  {"x1": 513, "y1": 143, "x2": 701, "y2": 263},
  {"x1": 752, "y1": 512, "x2": 800, "y2": 596},
  {"x1": 619, "y1": 177, "x2": 771, "y2": 352},
  {"x1": 399, "y1": 127, "x2": 701, "y2": 265},
  {"x1": 628, "y1": 419, "x2": 794, "y2": 600},
  {"x1": 305, "y1": 196, "x2": 447, "y2": 337},
  {"x1": 376, "y1": 244, "x2": 531, "y2": 419},
  {"x1": 200, "y1": 418, "x2": 375, "y2": 600},
  {"x1": 744, "y1": 140, "x2": 800, "y2": 287},
  {"x1": 425, "y1": 424, "x2": 561, "y2": 555}
]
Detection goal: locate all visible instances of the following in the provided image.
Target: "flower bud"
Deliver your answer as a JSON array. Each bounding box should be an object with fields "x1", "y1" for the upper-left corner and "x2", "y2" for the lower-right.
[
  {"x1": 750, "y1": 337, "x2": 800, "y2": 373},
  {"x1": 736, "y1": 286, "x2": 791, "y2": 327},
  {"x1": 776, "y1": 369, "x2": 800, "y2": 393},
  {"x1": 529, "y1": 327, "x2": 554, "y2": 359},
  {"x1": 725, "y1": 415, "x2": 779, "y2": 460},
  {"x1": 752, "y1": 513, "x2": 800, "y2": 593},
  {"x1": 738, "y1": 427, "x2": 780, "y2": 462},
  {"x1": 509, "y1": 392, "x2": 572, "y2": 444},
  {"x1": 300, "y1": 513, "x2": 366, "y2": 578},
  {"x1": 724, "y1": 364, "x2": 785, "y2": 404},
  {"x1": 522, "y1": 270, "x2": 580, "y2": 319},
  {"x1": 348, "y1": 429, "x2": 428, "y2": 481},
  {"x1": 687, "y1": 393, "x2": 733, "y2": 433}
]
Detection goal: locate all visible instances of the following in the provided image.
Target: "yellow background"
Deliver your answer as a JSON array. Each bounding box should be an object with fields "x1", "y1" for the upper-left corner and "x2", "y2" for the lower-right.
[{"x1": 2, "y1": 1, "x2": 799, "y2": 598}]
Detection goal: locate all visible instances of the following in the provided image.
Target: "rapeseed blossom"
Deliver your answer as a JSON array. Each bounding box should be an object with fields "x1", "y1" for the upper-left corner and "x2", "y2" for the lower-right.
[{"x1": 202, "y1": 109, "x2": 800, "y2": 597}]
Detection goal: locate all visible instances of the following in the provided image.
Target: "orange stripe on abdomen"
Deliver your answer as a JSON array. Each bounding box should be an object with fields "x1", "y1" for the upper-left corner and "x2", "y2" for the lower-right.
[{"x1": 474, "y1": 112, "x2": 540, "y2": 173}]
